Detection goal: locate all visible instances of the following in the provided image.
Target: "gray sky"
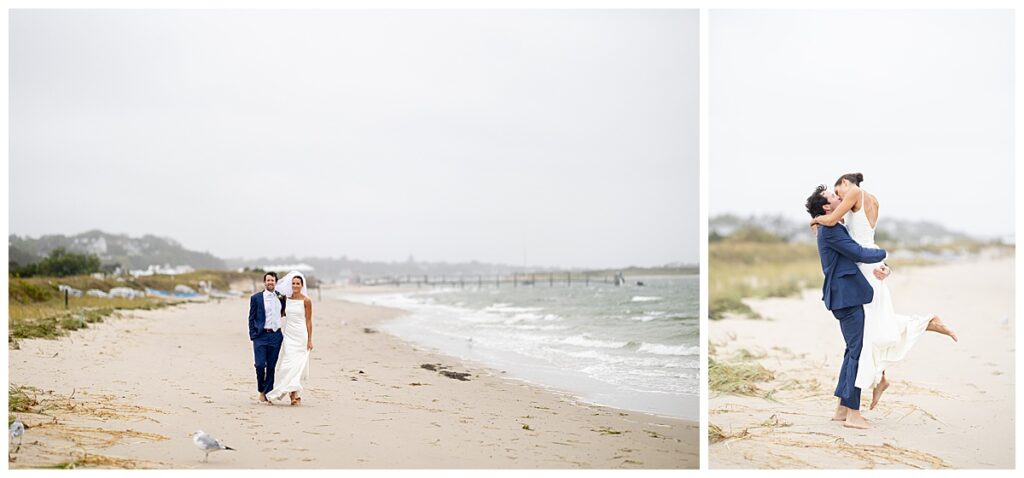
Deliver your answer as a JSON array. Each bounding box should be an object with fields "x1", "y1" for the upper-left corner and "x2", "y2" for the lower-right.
[
  {"x1": 10, "y1": 9, "x2": 698, "y2": 268},
  {"x1": 711, "y1": 10, "x2": 1014, "y2": 240}
]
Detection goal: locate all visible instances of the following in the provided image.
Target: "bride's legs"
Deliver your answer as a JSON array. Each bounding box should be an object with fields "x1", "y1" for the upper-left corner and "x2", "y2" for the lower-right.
[
  {"x1": 926, "y1": 315, "x2": 958, "y2": 342},
  {"x1": 870, "y1": 373, "x2": 889, "y2": 410}
]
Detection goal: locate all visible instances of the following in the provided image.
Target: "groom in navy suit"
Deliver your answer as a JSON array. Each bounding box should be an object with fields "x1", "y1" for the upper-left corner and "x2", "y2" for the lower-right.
[
  {"x1": 249, "y1": 272, "x2": 287, "y2": 404},
  {"x1": 806, "y1": 185, "x2": 889, "y2": 429}
]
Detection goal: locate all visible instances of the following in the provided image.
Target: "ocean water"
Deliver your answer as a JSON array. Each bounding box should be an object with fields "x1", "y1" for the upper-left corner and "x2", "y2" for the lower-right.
[{"x1": 340, "y1": 275, "x2": 699, "y2": 420}]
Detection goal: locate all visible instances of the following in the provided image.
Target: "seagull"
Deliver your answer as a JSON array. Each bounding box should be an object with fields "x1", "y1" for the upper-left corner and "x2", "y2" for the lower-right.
[
  {"x1": 192, "y1": 430, "x2": 235, "y2": 462},
  {"x1": 9, "y1": 419, "x2": 25, "y2": 452}
]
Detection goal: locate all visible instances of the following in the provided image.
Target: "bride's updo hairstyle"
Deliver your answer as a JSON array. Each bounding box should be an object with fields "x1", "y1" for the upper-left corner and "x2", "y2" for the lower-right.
[
  {"x1": 293, "y1": 275, "x2": 304, "y2": 285},
  {"x1": 835, "y1": 172, "x2": 864, "y2": 187}
]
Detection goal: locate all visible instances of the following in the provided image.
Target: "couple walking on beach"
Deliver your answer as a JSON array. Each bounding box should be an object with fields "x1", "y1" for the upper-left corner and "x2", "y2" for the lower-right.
[
  {"x1": 248, "y1": 271, "x2": 314, "y2": 406},
  {"x1": 805, "y1": 173, "x2": 958, "y2": 429}
]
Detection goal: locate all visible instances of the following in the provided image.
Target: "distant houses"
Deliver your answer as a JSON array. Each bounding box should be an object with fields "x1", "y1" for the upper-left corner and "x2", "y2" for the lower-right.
[
  {"x1": 129, "y1": 264, "x2": 196, "y2": 277},
  {"x1": 257, "y1": 263, "x2": 316, "y2": 273}
]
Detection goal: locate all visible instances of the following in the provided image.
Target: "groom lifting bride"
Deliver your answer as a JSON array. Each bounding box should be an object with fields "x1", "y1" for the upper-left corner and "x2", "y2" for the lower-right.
[{"x1": 806, "y1": 173, "x2": 957, "y2": 430}]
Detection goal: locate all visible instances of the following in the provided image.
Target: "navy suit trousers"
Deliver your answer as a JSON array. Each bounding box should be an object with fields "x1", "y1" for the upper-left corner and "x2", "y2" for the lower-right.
[
  {"x1": 832, "y1": 305, "x2": 865, "y2": 410},
  {"x1": 253, "y1": 331, "x2": 283, "y2": 395}
]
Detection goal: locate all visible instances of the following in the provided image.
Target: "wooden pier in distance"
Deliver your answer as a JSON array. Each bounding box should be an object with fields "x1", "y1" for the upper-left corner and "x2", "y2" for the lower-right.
[{"x1": 355, "y1": 271, "x2": 629, "y2": 288}]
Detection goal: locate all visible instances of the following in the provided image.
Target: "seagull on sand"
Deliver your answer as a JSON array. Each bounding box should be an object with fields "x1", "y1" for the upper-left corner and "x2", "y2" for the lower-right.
[
  {"x1": 192, "y1": 430, "x2": 235, "y2": 462},
  {"x1": 9, "y1": 419, "x2": 25, "y2": 452}
]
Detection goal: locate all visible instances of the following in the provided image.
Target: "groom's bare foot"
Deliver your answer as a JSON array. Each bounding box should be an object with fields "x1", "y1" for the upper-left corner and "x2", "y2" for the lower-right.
[
  {"x1": 927, "y1": 316, "x2": 958, "y2": 342},
  {"x1": 259, "y1": 393, "x2": 267, "y2": 403},
  {"x1": 843, "y1": 411, "x2": 871, "y2": 430},
  {"x1": 832, "y1": 404, "x2": 849, "y2": 421},
  {"x1": 870, "y1": 376, "x2": 890, "y2": 410}
]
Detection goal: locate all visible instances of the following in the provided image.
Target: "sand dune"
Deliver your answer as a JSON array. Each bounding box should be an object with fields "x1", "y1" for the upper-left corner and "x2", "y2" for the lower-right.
[
  {"x1": 8, "y1": 287, "x2": 696, "y2": 469},
  {"x1": 709, "y1": 258, "x2": 1014, "y2": 469}
]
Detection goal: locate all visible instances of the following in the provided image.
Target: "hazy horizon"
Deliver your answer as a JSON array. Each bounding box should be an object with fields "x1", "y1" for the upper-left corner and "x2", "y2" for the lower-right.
[
  {"x1": 10, "y1": 10, "x2": 699, "y2": 269},
  {"x1": 710, "y1": 10, "x2": 1014, "y2": 240},
  {"x1": 8, "y1": 227, "x2": 697, "y2": 268}
]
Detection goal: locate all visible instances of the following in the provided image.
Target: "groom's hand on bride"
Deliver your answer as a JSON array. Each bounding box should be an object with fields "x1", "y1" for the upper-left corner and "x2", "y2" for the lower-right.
[{"x1": 873, "y1": 265, "x2": 891, "y2": 280}]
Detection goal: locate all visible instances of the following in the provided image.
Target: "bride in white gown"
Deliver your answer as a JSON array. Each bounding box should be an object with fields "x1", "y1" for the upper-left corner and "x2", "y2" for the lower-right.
[
  {"x1": 267, "y1": 271, "x2": 313, "y2": 406},
  {"x1": 812, "y1": 173, "x2": 957, "y2": 409}
]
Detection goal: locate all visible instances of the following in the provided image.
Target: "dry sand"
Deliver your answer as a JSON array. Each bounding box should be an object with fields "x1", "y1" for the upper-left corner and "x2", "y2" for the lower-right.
[
  {"x1": 709, "y1": 257, "x2": 1015, "y2": 469},
  {"x1": 8, "y1": 287, "x2": 697, "y2": 469}
]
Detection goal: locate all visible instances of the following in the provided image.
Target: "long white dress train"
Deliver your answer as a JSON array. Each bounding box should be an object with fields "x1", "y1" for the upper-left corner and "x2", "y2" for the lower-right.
[
  {"x1": 267, "y1": 298, "x2": 310, "y2": 401},
  {"x1": 846, "y1": 199, "x2": 932, "y2": 390}
]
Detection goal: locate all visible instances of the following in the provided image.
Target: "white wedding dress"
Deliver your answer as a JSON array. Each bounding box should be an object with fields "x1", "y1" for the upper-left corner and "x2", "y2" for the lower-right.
[
  {"x1": 267, "y1": 298, "x2": 311, "y2": 401},
  {"x1": 846, "y1": 197, "x2": 932, "y2": 390}
]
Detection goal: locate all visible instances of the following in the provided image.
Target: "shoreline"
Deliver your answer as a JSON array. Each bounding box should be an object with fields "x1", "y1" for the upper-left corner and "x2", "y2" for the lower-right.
[
  {"x1": 9, "y1": 286, "x2": 698, "y2": 469},
  {"x1": 342, "y1": 287, "x2": 699, "y2": 422}
]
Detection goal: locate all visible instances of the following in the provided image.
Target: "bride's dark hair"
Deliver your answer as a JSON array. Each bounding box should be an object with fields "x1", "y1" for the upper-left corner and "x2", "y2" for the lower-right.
[
  {"x1": 835, "y1": 172, "x2": 864, "y2": 186},
  {"x1": 292, "y1": 275, "x2": 304, "y2": 286}
]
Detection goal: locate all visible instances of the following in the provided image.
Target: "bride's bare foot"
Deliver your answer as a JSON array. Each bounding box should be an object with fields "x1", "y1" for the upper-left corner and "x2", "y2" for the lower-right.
[
  {"x1": 843, "y1": 411, "x2": 871, "y2": 430},
  {"x1": 870, "y1": 376, "x2": 890, "y2": 410},
  {"x1": 927, "y1": 316, "x2": 958, "y2": 342}
]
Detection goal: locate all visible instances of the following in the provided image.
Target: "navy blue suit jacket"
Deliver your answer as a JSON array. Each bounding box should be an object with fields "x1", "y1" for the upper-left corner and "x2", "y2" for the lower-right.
[
  {"x1": 817, "y1": 224, "x2": 888, "y2": 311},
  {"x1": 249, "y1": 291, "x2": 287, "y2": 340}
]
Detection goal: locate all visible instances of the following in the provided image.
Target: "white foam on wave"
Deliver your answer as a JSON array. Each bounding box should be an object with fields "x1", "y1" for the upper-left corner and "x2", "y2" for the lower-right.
[
  {"x1": 485, "y1": 303, "x2": 544, "y2": 313},
  {"x1": 560, "y1": 335, "x2": 629, "y2": 349},
  {"x1": 552, "y1": 348, "x2": 696, "y2": 369},
  {"x1": 637, "y1": 343, "x2": 700, "y2": 356},
  {"x1": 630, "y1": 316, "x2": 657, "y2": 322},
  {"x1": 631, "y1": 296, "x2": 662, "y2": 302},
  {"x1": 512, "y1": 324, "x2": 570, "y2": 331}
]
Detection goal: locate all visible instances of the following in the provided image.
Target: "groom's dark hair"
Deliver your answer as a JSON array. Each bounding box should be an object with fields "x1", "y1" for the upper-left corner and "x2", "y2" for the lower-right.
[
  {"x1": 806, "y1": 185, "x2": 829, "y2": 218},
  {"x1": 264, "y1": 271, "x2": 278, "y2": 281}
]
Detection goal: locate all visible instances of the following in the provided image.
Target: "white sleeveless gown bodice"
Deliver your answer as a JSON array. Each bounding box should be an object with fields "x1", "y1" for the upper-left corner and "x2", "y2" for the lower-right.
[
  {"x1": 267, "y1": 299, "x2": 311, "y2": 401},
  {"x1": 845, "y1": 198, "x2": 932, "y2": 390}
]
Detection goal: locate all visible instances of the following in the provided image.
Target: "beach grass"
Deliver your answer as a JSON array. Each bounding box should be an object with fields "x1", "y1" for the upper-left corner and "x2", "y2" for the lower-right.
[
  {"x1": 10, "y1": 384, "x2": 40, "y2": 414},
  {"x1": 708, "y1": 357, "x2": 775, "y2": 398},
  {"x1": 709, "y1": 241, "x2": 822, "y2": 320},
  {"x1": 707, "y1": 239, "x2": 996, "y2": 320},
  {"x1": 46, "y1": 453, "x2": 141, "y2": 469},
  {"x1": 8, "y1": 270, "x2": 260, "y2": 344},
  {"x1": 708, "y1": 423, "x2": 749, "y2": 444},
  {"x1": 11, "y1": 270, "x2": 262, "y2": 297},
  {"x1": 8, "y1": 295, "x2": 169, "y2": 343}
]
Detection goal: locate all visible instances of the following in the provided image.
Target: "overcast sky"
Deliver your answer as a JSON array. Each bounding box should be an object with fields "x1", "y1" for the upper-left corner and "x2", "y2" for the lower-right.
[
  {"x1": 711, "y1": 10, "x2": 1014, "y2": 240},
  {"x1": 10, "y1": 9, "x2": 698, "y2": 268}
]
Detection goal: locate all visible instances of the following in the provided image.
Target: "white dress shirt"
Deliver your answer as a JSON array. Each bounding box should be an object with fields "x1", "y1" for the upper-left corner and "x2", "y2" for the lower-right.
[{"x1": 262, "y1": 289, "x2": 282, "y2": 331}]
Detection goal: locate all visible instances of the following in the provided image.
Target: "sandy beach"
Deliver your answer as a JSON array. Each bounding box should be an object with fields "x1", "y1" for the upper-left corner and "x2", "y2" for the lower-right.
[
  {"x1": 709, "y1": 257, "x2": 1015, "y2": 469},
  {"x1": 8, "y1": 286, "x2": 697, "y2": 469}
]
